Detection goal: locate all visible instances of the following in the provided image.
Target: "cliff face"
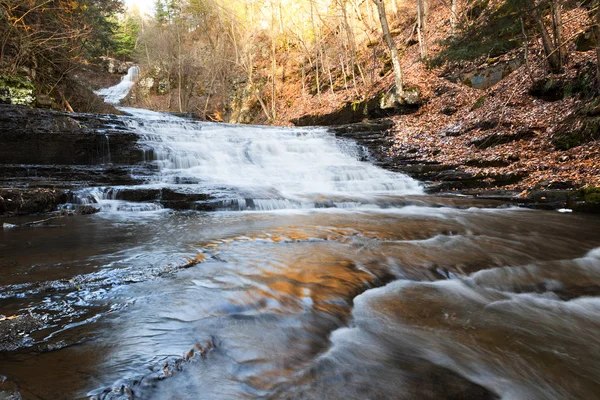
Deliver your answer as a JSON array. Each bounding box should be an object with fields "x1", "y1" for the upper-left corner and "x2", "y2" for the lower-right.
[
  {"x1": 0, "y1": 105, "x2": 143, "y2": 165},
  {"x1": 0, "y1": 105, "x2": 155, "y2": 216}
]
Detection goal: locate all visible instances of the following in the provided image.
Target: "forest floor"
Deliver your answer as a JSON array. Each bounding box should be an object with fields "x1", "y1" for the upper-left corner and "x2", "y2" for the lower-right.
[{"x1": 273, "y1": 5, "x2": 600, "y2": 208}]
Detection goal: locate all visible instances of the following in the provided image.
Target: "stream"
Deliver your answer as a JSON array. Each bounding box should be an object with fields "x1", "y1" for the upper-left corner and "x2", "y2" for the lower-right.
[{"x1": 1, "y1": 83, "x2": 600, "y2": 399}]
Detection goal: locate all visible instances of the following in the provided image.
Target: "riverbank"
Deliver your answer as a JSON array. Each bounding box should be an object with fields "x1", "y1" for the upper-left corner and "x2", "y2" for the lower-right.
[{"x1": 0, "y1": 103, "x2": 599, "y2": 218}]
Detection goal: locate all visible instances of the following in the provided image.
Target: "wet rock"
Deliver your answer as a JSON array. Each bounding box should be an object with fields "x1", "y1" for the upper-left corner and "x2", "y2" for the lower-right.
[
  {"x1": 0, "y1": 314, "x2": 44, "y2": 352},
  {"x1": 0, "y1": 188, "x2": 67, "y2": 216},
  {"x1": 0, "y1": 105, "x2": 143, "y2": 165},
  {"x1": 0, "y1": 376, "x2": 25, "y2": 400},
  {"x1": 0, "y1": 164, "x2": 153, "y2": 189},
  {"x1": 524, "y1": 190, "x2": 573, "y2": 210},
  {"x1": 571, "y1": 187, "x2": 600, "y2": 213},
  {"x1": 103, "y1": 187, "x2": 214, "y2": 210},
  {"x1": 73, "y1": 205, "x2": 100, "y2": 215}
]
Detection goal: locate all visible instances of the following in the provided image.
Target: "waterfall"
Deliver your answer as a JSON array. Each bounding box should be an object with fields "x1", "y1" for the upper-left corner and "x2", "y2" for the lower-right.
[
  {"x1": 95, "y1": 66, "x2": 140, "y2": 105},
  {"x1": 108, "y1": 107, "x2": 423, "y2": 210}
]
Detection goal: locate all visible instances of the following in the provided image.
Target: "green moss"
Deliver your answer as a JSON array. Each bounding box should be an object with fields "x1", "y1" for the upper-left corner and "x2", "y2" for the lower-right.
[
  {"x1": 428, "y1": 0, "x2": 534, "y2": 68},
  {"x1": 578, "y1": 186, "x2": 600, "y2": 203},
  {"x1": 0, "y1": 75, "x2": 34, "y2": 90},
  {"x1": 351, "y1": 100, "x2": 362, "y2": 112},
  {"x1": 553, "y1": 112, "x2": 600, "y2": 150},
  {"x1": 585, "y1": 192, "x2": 600, "y2": 202},
  {"x1": 0, "y1": 75, "x2": 35, "y2": 106},
  {"x1": 471, "y1": 96, "x2": 486, "y2": 111}
]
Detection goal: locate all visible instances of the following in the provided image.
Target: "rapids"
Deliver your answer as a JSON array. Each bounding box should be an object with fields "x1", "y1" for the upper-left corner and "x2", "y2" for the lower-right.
[{"x1": 1, "y1": 79, "x2": 600, "y2": 399}]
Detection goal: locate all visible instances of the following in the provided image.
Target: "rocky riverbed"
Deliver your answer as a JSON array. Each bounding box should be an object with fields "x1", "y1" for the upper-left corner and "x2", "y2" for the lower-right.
[{"x1": 1, "y1": 103, "x2": 598, "y2": 218}]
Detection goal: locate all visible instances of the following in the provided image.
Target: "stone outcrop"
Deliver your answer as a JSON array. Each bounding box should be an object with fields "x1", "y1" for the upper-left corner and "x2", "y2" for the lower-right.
[
  {"x1": 0, "y1": 105, "x2": 146, "y2": 165},
  {"x1": 0, "y1": 188, "x2": 67, "y2": 216},
  {"x1": 328, "y1": 119, "x2": 600, "y2": 212},
  {"x1": 98, "y1": 57, "x2": 136, "y2": 75},
  {"x1": 292, "y1": 89, "x2": 421, "y2": 126},
  {"x1": 0, "y1": 104, "x2": 153, "y2": 216}
]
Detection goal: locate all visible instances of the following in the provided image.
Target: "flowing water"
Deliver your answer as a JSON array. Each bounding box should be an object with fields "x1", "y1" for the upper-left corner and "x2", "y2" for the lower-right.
[
  {"x1": 94, "y1": 67, "x2": 140, "y2": 105},
  {"x1": 1, "y1": 86, "x2": 600, "y2": 399}
]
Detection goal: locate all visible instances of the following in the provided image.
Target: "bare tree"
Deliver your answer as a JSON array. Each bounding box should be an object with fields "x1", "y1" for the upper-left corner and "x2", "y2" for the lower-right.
[
  {"x1": 417, "y1": 0, "x2": 428, "y2": 58},
  {"x1": 531, "y1": 0, "x2": 564, "y2": 72},
  {"x1": 372, "y1": 0, "x2": 404, "y2": 100}
]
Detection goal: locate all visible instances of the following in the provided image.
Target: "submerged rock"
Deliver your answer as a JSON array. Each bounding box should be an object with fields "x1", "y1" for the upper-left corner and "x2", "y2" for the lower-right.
[{"x1": 0, "y1": 314, "x2": 44, "y2": 352}]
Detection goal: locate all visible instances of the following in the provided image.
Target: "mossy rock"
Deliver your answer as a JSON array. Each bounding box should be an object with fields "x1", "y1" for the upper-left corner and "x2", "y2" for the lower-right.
[
  {"x1": 575, "y1": 30, "x2": 597, "y2": 52},
  {"x1": 553, "y1": 99, "x2": 600, "y2": 150},
  {"x1": 571, "y1": 186, "x2": 600, "y2": 213},
  {"x1": 552, "y1": 118, "x2": 600, "y2": 150},
  {"x1": 582, "y1": 186, "x2": 600, "y2": 202},
  {"x1": 0, "y1": 74, "x2": 35, "y2": 106},
  {"x1": 530, "y1": 72, "x2": 596, "y2": 102}
]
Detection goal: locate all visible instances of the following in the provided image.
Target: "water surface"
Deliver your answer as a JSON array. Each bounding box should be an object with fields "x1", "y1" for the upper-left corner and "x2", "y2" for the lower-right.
[{"x1": 1, "y1": 106, "x2": 599, "y2": 400}]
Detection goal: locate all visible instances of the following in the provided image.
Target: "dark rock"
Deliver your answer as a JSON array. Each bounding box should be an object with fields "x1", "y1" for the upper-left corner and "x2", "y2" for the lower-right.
[
  {"x1": 471, "y1": 129, "x2": 536, "y2": 150},
  {"x1": 465, "y1": 158, "x2": 511, "y2": 168},
  {"x1": 0, "y1": 105, "x2": 143, "y2": 165},
  {"x1": 524, "y1": 190, "x2": 572, "y2": 210},
  {"x1": 553, "y1": 98, "x2": 600, "y2": 150},
  {"x1": 575, "y1": 29, "x2": 597, "y2": 52},
  {"x1": 434, "y1": 85, "x2": 454, "y2": 96},
  {"x1": 0, "y1": 188, "x2": 67, "y2": 216},
  {"x1": 36, "y1": 94, "x2": 53, "y2": 109},
  {"x1": 292, "y1": 91, "x2": 421, "y2": 126},
  {"x1": 440, "y1": 106, "x2": 458, "y2": 116},
  {"x1": 0, "y1": 314, "x2": 44, "y2": 352},
  {"x1": 0, "y1": 164, "x2": 154, "y2": 189},
  {"x1": 329, "y1": 120, "x2": 395, "y2": 136},
  {"x1": 74, "y1": 205, "x2": 100, "y2": 215}
]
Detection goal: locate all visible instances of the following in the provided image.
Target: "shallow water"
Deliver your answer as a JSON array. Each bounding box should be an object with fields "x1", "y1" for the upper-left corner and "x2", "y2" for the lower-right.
[
  {"x1": 1, "y1": 107, "x2": 600, "y2": 399},
  {"x1": 2, "y1": 206, "x2": 600, "y2": 399}
]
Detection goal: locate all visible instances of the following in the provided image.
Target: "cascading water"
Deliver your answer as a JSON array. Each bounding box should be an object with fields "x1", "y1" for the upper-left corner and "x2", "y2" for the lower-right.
[
  {"x1": 3, "y1": 88, "x2": 600, "y2": 399},
  {"x1": 95, "y1": 66, "x2": 140, "y2": 105},
  {"x1": 78, "y1": 106, "x2": 423, "y2": 212}
]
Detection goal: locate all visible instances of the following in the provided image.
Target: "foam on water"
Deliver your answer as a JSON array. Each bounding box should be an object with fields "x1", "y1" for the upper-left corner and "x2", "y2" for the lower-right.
[
  {"x1": 113, "y1": 107, "x2": 422, "y2": 211},
  {"x1": 95, "y1": 66, "x2": 140, "y2": 105}
]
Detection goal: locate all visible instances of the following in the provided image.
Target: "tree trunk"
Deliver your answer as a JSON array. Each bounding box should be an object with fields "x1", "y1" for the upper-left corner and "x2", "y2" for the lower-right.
[
  {"x1": 372, "y1": 0, "x2": 404, "y2": 100},
  {"x1": 552, "y1": 0, "x2": 566, "y2": 67},
  {"x1": 177, "y1": 27, "x2": 183, "y2": 113},
  {"x1": 270, "y1": 0, "x2": 277, "y2": 121},
  {"x1": 450, "y1": 0, "x2": 457, "y2": 35},
  {"x1": 417, "y1": 0, "x2": 428, "y2": 58},
  {"x1": 533, "y1": 0, "x2": 561, "y2": 72},
  {"x1": 589, "y1": 1, "x2": 600, "y2": 84}
]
